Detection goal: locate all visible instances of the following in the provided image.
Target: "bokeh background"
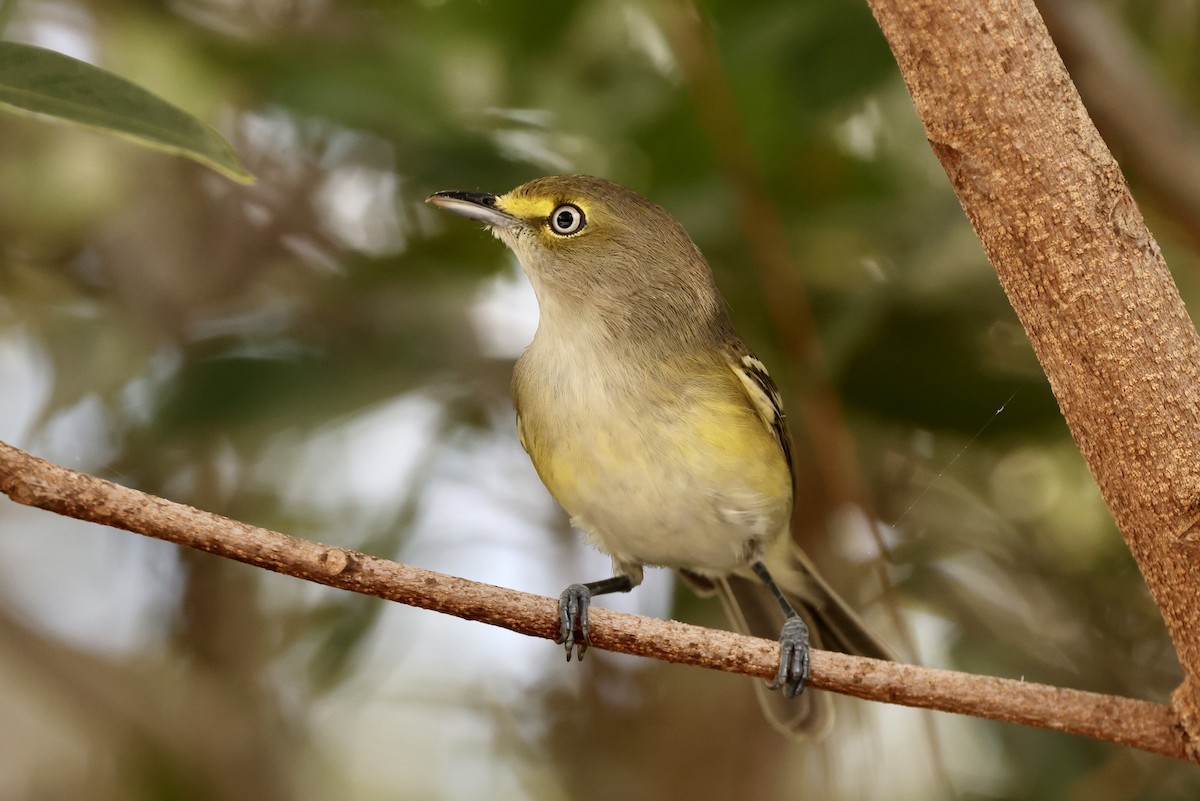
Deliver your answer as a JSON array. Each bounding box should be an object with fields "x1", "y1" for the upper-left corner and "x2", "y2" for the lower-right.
[{"x1": 2, "y1": 0, "x2": 1200, "y2": 799}]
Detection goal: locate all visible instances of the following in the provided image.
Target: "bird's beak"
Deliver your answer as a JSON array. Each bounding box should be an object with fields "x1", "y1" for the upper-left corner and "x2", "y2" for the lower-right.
[{"x1": 426, "y1": 190, "x2": 520, "y2": 229}]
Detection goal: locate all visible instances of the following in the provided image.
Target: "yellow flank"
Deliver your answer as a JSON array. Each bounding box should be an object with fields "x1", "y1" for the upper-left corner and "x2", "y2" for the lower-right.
[{"x1": 514, "y1": 349, "x2": 792, "y2": 573}]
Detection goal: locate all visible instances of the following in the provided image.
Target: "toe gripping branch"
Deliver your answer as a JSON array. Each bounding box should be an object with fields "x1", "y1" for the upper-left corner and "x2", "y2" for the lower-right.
[
  {"x1": 751, "y1": 560, "x2": 811, "y2": 698},
  {"x1": 556, "y1": 575, "x2": 635, "y2": 661}
]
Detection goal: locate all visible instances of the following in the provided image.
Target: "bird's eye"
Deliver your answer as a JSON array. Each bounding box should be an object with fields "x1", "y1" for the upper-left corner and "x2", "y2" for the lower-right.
[{"x1": 548, "y1": 204, "x2": 585, "y2": 235}]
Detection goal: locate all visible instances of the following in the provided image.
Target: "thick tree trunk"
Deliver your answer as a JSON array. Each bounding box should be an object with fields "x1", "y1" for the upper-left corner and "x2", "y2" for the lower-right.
[{"x1": 866, "y1": 0, "x2": 1200, "y2": 757}]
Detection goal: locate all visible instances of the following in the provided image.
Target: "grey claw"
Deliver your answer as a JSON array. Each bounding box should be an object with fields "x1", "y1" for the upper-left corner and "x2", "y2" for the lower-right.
[
  {"x1": 767, "y1": 617, "x2": 810, "y2": 698},
  {"x1": 556, "y1": 583, "x2": 591, "y2": 661}
]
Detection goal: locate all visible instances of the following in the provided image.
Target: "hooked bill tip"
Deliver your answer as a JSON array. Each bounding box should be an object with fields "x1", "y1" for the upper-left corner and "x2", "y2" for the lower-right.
[
  {"x1": 427, "y1": 190, "x2": 497, "y2": 206},
  {"x1": 427, "y1": 190, "x2": 518, "y2": 228}
]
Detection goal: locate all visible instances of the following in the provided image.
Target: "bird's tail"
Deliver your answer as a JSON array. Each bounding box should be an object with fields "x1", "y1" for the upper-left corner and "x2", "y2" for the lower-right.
[{"x1": 684, "y1": 539, "x2": 896, "y2": 738}]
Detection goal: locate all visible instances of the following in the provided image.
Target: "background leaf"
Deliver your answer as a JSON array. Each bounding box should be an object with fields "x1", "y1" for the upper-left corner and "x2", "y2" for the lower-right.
[{"x1": 0, "y1": 40, "x2": 251, "y2": 182}]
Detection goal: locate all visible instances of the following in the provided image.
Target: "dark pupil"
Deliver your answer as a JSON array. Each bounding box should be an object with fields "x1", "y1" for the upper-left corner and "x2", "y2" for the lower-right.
[{"x1": 556, "y1": 209, "x2": 575, "y2": 230}]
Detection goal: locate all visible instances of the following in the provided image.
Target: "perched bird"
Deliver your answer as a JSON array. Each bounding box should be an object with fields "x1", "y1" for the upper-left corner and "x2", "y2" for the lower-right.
[{"x1": 427, "y1": 175, "x2": 893, "y2": 737}]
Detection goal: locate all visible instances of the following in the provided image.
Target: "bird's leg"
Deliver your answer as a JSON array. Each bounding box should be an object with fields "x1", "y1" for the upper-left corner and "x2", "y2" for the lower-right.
[
  {"x1": 557, "y1": 575, "x2": 635, "y2": 661},
  {"x1": 751, "y1": 559, "x2": 811, "y2": 698}
]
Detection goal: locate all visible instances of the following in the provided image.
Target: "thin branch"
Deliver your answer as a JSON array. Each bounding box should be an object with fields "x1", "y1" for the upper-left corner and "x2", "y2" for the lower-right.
[{"x1": 0, "y1": 440, "x2": 1189, "y2": 760}]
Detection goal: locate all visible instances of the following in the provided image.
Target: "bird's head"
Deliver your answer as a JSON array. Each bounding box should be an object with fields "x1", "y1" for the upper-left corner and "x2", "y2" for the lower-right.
[{"x1": 427, "y1": 174, "x2": 723, "y2": 341}]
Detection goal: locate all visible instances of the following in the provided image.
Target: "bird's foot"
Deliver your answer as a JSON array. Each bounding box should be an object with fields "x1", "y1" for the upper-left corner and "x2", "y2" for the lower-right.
[
  {"x1": 768, "y1": 617, "x2": 811, "y2": 698},
  {"x1": 556, "y1": 583, "x2": 592, "y2": 661}
]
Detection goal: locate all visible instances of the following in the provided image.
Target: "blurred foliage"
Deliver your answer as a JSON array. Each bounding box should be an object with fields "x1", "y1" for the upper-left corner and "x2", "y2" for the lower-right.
[
  {"x1": 1, "y1": 1, "x2": 1199, "y2": 800},
  {"x1": 0, "y1": 40, "x2": 252, "y2": 181}
]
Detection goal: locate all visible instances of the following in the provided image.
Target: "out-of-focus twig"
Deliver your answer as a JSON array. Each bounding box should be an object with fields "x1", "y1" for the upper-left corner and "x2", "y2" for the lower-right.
[
  {"x1": 1037, "y1": 0, "x2": 1200, "y2": 251},
  {"x1": 0, "y1": 439, "x2": 1192, "y2": 760},
  {"x1": 658, "y1": 0, "x2": 867, "y2": 515},
  {"x1": 657, "y1": 6, "x2": 932, "y2": 766},
  {"x1": 0, "y1": 606, "x2": 287, "y2": 800}
]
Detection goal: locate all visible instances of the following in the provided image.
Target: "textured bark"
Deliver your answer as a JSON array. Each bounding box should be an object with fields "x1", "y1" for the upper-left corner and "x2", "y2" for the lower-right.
[
  {"x1": 866, "y1": 0, "x2": 1200, "y2": 759},
  {"x1": 0, "y1": 440, "x2": 1190, "y2": 758},
  {"x1": 1037, "y1": 0, "x2": 1200, "y2": 250}
]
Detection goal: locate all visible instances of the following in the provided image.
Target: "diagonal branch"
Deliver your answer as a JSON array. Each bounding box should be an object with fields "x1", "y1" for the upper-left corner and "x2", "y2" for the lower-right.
[
  {"x1": 866, "y1": 0, "x2": 1200, "y2": 760},
  {"x1": 1036, "y1": 0, "x2": 1200, "y2": 251},
  {"x1": 0, "y1": 440, "x2": 1189, "y2": 760}
]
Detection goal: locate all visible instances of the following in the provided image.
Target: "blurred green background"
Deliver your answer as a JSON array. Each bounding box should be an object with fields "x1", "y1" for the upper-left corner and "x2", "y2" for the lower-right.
[{"x1": 2, "y1": 0, "x2": 1199, "y2": 799}]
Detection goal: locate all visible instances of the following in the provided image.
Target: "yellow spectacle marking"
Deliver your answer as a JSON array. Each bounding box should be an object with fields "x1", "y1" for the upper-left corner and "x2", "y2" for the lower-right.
[
  {"x1": 496, "y1": 194, "x2": 556, "y2": 220},
  {"x1": 497, "y1": 193, "x2": 593, "y2": 225}
]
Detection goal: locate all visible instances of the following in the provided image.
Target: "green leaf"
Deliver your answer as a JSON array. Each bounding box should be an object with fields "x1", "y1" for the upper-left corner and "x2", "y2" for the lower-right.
[{"x1": 0, "y1": 41, "x2": 253, "y2": 183}]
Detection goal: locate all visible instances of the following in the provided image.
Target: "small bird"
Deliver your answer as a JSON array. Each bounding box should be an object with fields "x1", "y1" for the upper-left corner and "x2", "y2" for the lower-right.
[{"x1": 427, "y1": 175, "x2": 893, "y2": 737}]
